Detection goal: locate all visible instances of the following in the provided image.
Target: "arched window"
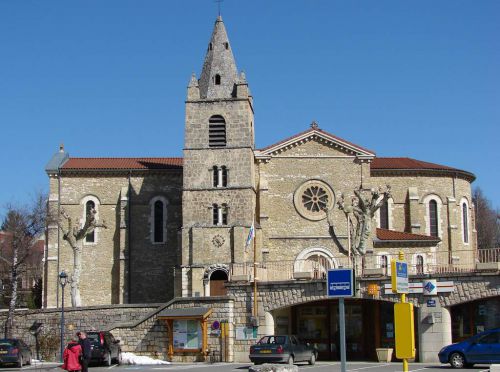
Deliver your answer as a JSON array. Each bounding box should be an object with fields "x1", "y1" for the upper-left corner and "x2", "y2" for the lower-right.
[
  {"x1": 416, "y1": 255, "x2": 424, "y2": 274},
  {"x1": 223, "y1": 42, "x2": 229, "y2": 50},
  {"x1": 213, "y1": 166, "x2": 218, "y2": 187},
  {"x1": 379, "y1": 199, "x2": 389, "y2": 229},
  {"x1": 380, "y1": 255, "x2": 389, "y2": 276},
  {"x1": 209, "y1": 115, "x2": 226, "y2": 147},
  {"x1": 429, "y1": 200, "x2": 438, "y2": 237},
  {"x1": 81, "y1": 195, "x2": 100, "y2": 244},
  {"x1": 462, "y1": 202, "x2": 469, "y2": 243},
  {"x1": 154, "y1": 200, "x2": 164, "y2": 243},
  {"x1": 214, "y1": 74, "x2": 221, "y2": 85},
  {"x1": 85, "y1": 200, "x2": 95, "y2": 243},
  {"x1": 150, "y1": 196, "x2": 167, "y2": 243},
  {"x1": 212, "y1": 166, "x2": 228, "y2": 187},
  {"x1": 221, "y1": 166, "x2": 227, "y2": 187},
  {"x1": 212, "y1": 204, "x2": 228, "y2": 226}
]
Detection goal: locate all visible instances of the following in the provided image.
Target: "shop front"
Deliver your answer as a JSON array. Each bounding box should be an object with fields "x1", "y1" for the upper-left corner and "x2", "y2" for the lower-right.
[
  {"x1": 451, "y1": 297, "x2": 500, "y2": 342},
  {"x1": 273, "y1": 299, "x2": 416, "y2": 361}
]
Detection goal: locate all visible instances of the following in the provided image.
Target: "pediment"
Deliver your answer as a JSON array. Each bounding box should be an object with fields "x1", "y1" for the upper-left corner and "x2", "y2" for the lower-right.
[{"x1": 255, "y1": 127, "x2": 375, "y2": 159}]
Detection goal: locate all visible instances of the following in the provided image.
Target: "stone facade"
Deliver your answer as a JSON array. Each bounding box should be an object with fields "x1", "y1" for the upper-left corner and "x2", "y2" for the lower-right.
[{"x1": 41, "y1": 15, "x2": 494, "y2": 365}]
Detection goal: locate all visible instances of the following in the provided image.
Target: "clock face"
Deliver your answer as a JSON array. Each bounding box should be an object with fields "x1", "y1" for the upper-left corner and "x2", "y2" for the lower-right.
[{"x1": 212, "y1": 234, "x2": 225, "y2": 248}]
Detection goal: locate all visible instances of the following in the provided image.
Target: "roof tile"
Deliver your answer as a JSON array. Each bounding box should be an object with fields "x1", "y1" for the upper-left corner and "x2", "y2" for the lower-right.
[
  {"x1": 376, "y1": 228, "x2": 439, "y2": 242},
  {"x1": 62, "y1": 158, "x2": 183, "y2": 170}
]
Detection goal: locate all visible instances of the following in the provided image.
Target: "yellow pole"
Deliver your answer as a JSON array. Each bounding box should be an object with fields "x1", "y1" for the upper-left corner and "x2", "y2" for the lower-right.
[{"x1": 399, "y1": 250, "x2": 408, "y2": 372}]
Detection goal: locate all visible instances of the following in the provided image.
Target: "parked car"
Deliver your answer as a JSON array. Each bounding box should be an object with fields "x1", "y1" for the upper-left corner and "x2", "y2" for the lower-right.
[
  {"x1": 86, "y1": 331, "x2": 122, "y2": 366},
  {"x1": 0, "y1": 338, "x2": 32, "y2": 367},
  {"x1": 249, "y1": 335, "x2": 317, "y2": 365},
  {"x1": 438, "y1": 328, "x2": 500, "y2": 368}
]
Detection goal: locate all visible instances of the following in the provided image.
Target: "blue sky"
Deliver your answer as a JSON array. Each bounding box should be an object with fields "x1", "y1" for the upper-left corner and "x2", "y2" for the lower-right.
[{"x1": 0, "y1": 0, "x2": 498, "y2": 214}]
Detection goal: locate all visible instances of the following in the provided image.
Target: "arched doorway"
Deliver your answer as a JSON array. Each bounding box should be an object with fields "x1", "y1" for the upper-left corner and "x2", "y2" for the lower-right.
[
  {"x1": 294, "y1": 247, "x2": 337, "y2": 280},
  {"x1": 209, "y1": 270, "x2": 228, "y2": 296}
]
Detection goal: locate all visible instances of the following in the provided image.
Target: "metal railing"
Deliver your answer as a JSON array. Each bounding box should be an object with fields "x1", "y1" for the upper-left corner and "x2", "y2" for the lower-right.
[{"x1": 229, "y1": 248, "x2": 500, "y2": 282}]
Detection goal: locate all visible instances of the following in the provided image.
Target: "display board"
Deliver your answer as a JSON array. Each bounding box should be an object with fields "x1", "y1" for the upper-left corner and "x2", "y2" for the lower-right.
[{"x1": 173, "y1": 319, "x2": 202, "y2": 349}]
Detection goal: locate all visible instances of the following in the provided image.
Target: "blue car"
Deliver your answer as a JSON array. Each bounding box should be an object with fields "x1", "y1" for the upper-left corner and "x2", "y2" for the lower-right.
[{"x1": 438, "y1": 328, "x2": 500, "y2": 368}]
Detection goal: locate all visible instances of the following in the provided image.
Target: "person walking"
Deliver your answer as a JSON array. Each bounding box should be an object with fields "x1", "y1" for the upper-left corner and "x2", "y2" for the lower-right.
[
  {"x1": 77, "y1": 331, "x2": 91, "y2": 372},
  {"x1": 62, "y1": 338, "x2": 82, "y2": 372}
]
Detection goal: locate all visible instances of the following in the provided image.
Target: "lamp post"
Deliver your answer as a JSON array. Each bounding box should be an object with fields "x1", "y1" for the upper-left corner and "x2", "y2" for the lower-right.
[{"x1": 59, "y1": 271, "x2": 68, "y2": 362}]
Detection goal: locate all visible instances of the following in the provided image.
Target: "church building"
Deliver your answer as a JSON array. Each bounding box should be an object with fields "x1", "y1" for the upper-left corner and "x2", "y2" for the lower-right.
[{"x1": 44, "y1": 16, "x2": 497, "y2": 363}]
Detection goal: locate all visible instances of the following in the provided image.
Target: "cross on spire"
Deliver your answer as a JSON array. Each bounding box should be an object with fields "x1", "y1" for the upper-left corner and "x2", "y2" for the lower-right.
[{"x1": 215, "y1": 0, "x2": 223, "y2": 16}]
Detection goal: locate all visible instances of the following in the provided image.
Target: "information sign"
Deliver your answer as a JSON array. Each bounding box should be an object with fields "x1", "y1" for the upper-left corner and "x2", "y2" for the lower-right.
[
  {"x1": 391, "y1": 260, "x2": 409, "y2": 294},
  {"x1": 327, "y1": 269, "x2": 354, "y2": 298}
]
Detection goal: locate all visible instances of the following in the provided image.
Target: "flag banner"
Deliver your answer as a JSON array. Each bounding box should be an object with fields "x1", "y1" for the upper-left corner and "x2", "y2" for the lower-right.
[{"x1": 245, "y1": 223, "x2": 255, "y2": 249}]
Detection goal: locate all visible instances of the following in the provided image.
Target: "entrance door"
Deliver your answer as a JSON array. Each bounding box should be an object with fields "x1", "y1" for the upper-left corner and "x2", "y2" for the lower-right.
[{"x1": 209, "y1": 270, "x2": 228, "y2": 296}]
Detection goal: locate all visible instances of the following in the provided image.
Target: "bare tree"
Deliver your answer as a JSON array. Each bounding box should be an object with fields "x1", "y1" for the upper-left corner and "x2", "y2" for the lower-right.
[
  {"x1": 0, "y1": 193, "x2": 47, "y2": 338},
  {"x1": 57, "y1": 208, "x2": 106, "y2": 307},
  {"x1": 473, "y1": 187, "x2": 499, "y2": 249},
  {"x1": 326, "y1": 185, "x2": 391, "y2": 255}
]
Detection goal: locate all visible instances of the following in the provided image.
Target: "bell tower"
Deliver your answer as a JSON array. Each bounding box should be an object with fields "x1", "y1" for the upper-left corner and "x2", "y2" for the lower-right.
[{"x1": 180, "y1": 16, "x2": 256, "y2": 297}]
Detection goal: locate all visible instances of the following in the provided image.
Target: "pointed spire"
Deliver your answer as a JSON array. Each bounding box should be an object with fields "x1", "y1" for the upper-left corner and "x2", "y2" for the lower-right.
[
  {"x1": 199, "y1": 16, "x2": 239, "y2": 99},
  {"x1": 188, "y1": 73, "x2": 198, "y2": 88}
]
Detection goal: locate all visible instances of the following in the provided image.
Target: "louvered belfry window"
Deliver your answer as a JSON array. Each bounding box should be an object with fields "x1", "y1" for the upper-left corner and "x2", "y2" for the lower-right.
[{"x1": 209, "y1": 115, "x2": 226, "y2": 147}]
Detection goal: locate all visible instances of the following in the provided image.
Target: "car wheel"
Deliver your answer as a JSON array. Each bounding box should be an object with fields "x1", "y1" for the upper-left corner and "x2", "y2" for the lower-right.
[
  {"x1": 17, "y1": 355, "x2": 23, "y2": 368},
  {"x1": 287, "y1": 355, "x2": 294, "y2": 365},
  {"x1": 104, "y1": 352, "x2": 112, "y2": 366},
  {"x1": 449, "y1": 352, "x2": 465, "y2": 368},
  {"x1": 308, "y1": 352, "x2": 316, "y2": 365}
]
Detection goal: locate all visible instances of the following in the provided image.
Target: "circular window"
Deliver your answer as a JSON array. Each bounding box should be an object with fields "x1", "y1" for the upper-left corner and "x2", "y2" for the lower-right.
[{"x1": 294, "y1": 180, "x2": 335, "y2": 221}]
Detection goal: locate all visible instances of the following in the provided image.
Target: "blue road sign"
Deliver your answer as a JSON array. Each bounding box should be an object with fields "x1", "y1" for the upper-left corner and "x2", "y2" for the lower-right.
[
  {"x1": 327, "y1": 269, "x2": 354, "y2": 298},
  {"x1": 394, "y1": 261, "x2": 409, "y2": 293}
]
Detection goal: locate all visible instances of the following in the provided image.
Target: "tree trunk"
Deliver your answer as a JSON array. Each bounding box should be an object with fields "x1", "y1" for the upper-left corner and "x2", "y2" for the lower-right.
[
  {"x1": 5, "y1": 251, "x2": 19, "y2": 338},
  {"x1": 71, "y1": 243, "x2": 82, "y2": 307}
]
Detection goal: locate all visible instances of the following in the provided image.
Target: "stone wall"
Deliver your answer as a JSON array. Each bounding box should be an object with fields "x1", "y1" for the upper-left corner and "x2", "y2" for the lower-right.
[
  {"x1": 0, "y1": 304, "x2": 160, "y2": 361},
  {"x1": 45, "y1": 170, "x2": 182, "y2": 308}
]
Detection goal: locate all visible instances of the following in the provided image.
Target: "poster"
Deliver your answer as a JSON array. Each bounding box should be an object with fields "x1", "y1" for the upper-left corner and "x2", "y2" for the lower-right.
[
  {"x1": 235, "y1": 326, "x2": 257, "y2": 340},
  {"x1": 173, "y1": 319, "x2": 202, "y2": 349}
]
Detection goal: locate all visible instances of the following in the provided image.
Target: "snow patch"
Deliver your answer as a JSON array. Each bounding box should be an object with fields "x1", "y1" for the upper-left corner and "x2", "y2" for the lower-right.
[{"x1": 121, "y1": 352, "x2": 170, "y2": 365}]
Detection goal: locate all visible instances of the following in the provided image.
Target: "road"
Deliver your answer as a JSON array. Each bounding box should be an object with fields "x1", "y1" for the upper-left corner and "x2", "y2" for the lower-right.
[{"x1": 1, "y1": 361, "x2": 494, "y2": 372}]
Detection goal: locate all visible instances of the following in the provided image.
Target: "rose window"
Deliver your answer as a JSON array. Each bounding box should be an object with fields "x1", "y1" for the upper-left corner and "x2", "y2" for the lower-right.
[{"x1": 294, "y1": 180, "x2": 335, "y2": 221}]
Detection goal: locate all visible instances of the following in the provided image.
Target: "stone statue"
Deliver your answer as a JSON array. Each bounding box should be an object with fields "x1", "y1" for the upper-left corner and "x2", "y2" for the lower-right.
[
  {"x1": 326, "y1": 185, "x2": 391, "y2": 256},
  {"x1": 57, "y1": 208, "x2": 106, "y2": 307}
]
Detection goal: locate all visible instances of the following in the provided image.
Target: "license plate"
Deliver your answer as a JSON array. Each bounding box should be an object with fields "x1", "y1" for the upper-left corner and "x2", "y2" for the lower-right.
[
  {"x1": 260, "y1": 350, "x2": 272, "y2": 353},
  {"x1": 0, "y1": 351, "x2": 7, "y2": 354}
]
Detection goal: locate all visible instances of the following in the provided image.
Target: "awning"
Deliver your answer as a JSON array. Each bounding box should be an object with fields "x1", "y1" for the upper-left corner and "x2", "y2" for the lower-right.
[{"x1": 157, "y1": 307, "x2": 212, "y2": 319}]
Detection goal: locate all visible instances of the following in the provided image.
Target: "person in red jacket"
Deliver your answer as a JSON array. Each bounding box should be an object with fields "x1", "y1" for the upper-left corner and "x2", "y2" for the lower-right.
[{"x1": 62, "y1": 339, "x2": 82, "y2": 372}]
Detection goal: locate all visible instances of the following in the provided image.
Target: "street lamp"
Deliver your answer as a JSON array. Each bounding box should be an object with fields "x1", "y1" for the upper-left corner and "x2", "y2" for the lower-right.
[{"x1": 59, "y1": 271, "x2": 68, "y2": 362}]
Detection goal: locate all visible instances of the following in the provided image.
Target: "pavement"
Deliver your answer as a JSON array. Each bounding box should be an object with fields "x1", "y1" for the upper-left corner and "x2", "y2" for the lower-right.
[{"x1": 0, "y1": 361, "x2": 494, "y2": 372}]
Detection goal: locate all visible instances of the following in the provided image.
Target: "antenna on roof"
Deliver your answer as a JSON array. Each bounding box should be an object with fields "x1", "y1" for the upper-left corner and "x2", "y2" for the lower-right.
[{"x1": 215, "y1": 0, "x2": 223, "y2": 16}]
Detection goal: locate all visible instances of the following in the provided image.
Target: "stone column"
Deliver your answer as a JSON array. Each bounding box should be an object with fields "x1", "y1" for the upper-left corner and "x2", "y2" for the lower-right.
[
  {"x1": 119, "y1": 186, "x2": 129, "y2": 304},
  {"x1": 408, "y1": 187, "x2": 421, "y2": 234},
  {"x1": 264, "y1": 311, "x2": 275, "y2": 335},
  {"x1": 418, "y1": 299, "x2": 452, "y2": 362}
]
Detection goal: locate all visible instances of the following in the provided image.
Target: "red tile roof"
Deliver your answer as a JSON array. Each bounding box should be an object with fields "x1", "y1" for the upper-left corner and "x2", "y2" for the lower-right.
[
  {"x1": 259, "y1": 127, "x2": 375, "y2": 155},
  {"x1": 371, "y1": 157, "x2": 457, "y2": 171},
  {"x1": 61, "y1": 158, "x2": 183, "y2": 170},
  {"x1": 376, "y1": 228, "x2": 440, "y2": 242},
  {"x1": 371, "y1": 157, "x2": 475, "y2": 181}
]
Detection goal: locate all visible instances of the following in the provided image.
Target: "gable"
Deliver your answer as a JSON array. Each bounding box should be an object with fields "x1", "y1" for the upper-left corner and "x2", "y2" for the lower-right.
[{"x1": 255, "y1": 126, "x2": 375, "y2": 160}]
